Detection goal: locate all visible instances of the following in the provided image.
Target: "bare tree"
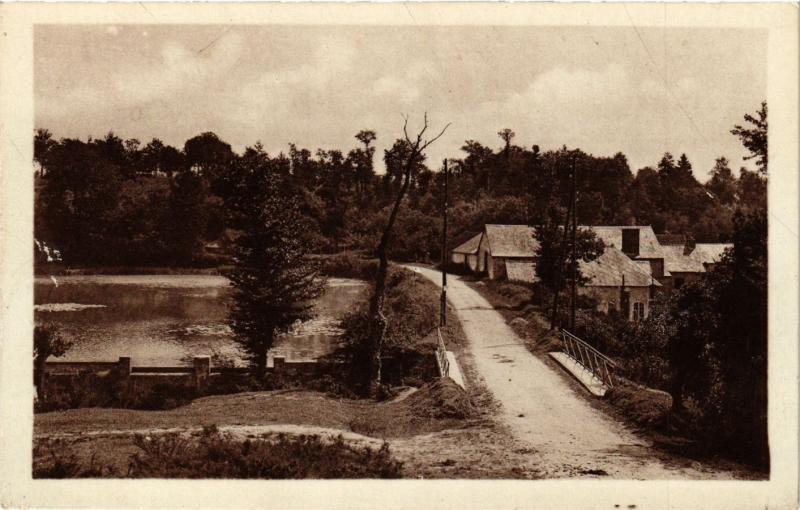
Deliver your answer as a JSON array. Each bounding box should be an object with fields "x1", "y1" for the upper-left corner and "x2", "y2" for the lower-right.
[{"x1": 366, "y1": 113, "x2": 450, "y2": 397}]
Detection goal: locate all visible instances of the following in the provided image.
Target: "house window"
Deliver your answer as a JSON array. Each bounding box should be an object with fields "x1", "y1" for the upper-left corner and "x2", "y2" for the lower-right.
[{"x1": 632, "y1": 302, "x2": 645, "y2": 321}]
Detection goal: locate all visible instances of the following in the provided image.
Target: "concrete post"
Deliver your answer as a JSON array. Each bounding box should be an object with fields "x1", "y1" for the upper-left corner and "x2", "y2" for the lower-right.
[
  {"x1": 117, "y1": 357, "x2": 132, "y2": 379},
  {"x1": 193, "y1": 356, "x2": 211, "y2": 391},
  {"x1": 117, "y1": 356, "x2": 132, "y2": 401}
]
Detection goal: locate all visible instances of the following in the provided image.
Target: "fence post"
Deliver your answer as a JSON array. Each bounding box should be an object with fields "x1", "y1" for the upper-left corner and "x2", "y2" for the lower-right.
[{"x1": 193, "y1": 356, "x2": 211, "y2": 392}]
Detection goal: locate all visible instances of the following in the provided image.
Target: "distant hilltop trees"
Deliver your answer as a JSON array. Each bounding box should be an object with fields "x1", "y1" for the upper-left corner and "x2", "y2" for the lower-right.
[{"x1": 33, "y1": 103, "x2": 766, "y2": 268}]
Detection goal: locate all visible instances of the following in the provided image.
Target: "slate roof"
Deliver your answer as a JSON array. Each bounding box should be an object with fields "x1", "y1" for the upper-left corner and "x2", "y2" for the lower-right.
[
  {"x1": 581, "y1": 246, "x2": 661, "y2": 287},
  {"x1": 451, "y1": 233, "x2": 482, "y2": 255},
  {"x1": 661, "y1": 244, "x2": 706, "y2": 273},
  {"x1": 656, "y1": 233, "x2": 687, "y2": 246},
  {"x1": 585, "y1": 226, "x2": 665, "y2": 259},
  {"x1": 480, "y1": 223, "x2": 662, "y2": 287},
  {"x1": 691, "y1": 243, "x2": 732, "y2": 266},
  {"x1": 483, "y1": 224, "x2": 538, "y2": 258}
]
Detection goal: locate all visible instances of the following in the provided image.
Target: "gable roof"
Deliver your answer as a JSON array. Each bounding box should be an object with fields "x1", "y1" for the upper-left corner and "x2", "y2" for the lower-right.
[
  {"x1": 586, "y1": 226, "x2": 664, "y2": 259},
  {"x1": 502, "y1": 246, "x2": 659, "y2": 287},
  {"x1": 483, "y1": 224, "x2": 537, "y2": 258},
  {"x1": 691, "y1": 243, "x2": 732, "y2": 266},
  {"x1": 581, "y1": 246, "x2": 661, "y2": 287},
  {"x1": 452, "y1": 233, "x2": 483, "y2": 255},
  {"x1": 661, "y1": 244, "x2": 706, "y2": 273}
]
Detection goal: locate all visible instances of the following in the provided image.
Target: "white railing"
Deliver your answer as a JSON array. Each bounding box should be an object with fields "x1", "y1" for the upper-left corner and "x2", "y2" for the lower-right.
[
  {"x1": 560, "y1": 329, "x2": 617, "y2": 388},
  {"x1": 435, "y1": 327, "x2": 450, "y2": 378}
]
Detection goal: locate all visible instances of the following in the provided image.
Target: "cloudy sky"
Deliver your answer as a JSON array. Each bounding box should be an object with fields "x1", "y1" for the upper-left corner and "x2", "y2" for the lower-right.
[{"x1": 35, "y1": 25, "x2": 766, "y2": 180}]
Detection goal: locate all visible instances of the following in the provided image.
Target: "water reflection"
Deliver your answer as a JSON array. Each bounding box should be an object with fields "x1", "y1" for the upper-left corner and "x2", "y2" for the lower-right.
[{"x1": 34, "y1": 275, "x2": 365, "y2": 367}]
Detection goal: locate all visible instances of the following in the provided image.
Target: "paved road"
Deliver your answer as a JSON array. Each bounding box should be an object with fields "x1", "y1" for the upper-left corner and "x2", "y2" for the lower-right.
[{"x1": 408, "y1": 265, "x2": 737, "y2": 479}]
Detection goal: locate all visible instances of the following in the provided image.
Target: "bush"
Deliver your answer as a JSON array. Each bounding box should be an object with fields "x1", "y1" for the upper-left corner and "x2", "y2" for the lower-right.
[
  {"x1": 132, "y1": 383, "x2": 198, "y2": 411},
  {"x1": 317, "y1": 251, "x2": 377, "y2": 279},
  {"x1": 33, "y1": 440, "x2": 118, "y2": 478},
  {"x1": 605, "y1": 382, "x2": 672, "y2": 428},
  {"x1": 128, "y1": 427, "x2": 403, "y2": 479}
]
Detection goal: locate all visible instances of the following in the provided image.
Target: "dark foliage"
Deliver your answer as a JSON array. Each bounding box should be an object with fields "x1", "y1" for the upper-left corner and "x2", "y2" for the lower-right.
[
  {"x1": 33, "y1": 324, "x2": 72, "y2": 396},
  {"x1": 225, "y1": 149, "x2": 324, "y2": 378}
]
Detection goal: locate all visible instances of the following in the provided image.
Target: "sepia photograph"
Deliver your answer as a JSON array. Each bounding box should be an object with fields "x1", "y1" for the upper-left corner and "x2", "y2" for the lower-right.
[{"x1": 1, "y1": 2, "x2": 798, "y2": 509}]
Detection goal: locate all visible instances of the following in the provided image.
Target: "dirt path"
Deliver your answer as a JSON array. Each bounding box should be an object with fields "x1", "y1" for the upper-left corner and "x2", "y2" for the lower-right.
[{"x1": 408, "y1": 265, "x2": 737, "y2": 479}]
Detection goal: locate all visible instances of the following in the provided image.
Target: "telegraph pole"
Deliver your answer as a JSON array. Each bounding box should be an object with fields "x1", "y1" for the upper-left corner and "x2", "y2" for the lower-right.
[
  {"x1": 570, "y1": 154, "x2": 578, "y2": 331},
  {"x1": 440, "y1": 159, "x2": 448, "y2": 326}
]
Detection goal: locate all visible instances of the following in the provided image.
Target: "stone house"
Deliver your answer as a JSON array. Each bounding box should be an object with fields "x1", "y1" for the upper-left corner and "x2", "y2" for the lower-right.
[
  {"x1": 450, "y1": 233, "x2": 482, "y2": 272},
  {"x1": 660, "y1": 240, "x2": 732, "y2": 290},
  {"x1": 474, "y1": 224, "x2": 660, "y2": 320}
]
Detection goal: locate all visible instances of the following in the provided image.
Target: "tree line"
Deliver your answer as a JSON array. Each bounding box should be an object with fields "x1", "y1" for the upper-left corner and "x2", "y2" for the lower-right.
[{"x1": 34, "y1": 104, "x2": 767, "y2": 268}]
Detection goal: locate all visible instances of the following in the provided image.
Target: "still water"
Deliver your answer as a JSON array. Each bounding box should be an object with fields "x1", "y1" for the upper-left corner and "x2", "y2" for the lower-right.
[{"x1": 34, "y1": 275, "x2": 366, "y2": 367}]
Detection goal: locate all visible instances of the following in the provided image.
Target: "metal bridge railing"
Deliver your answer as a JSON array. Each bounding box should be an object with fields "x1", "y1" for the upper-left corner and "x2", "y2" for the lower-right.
[
  {"x1": 560, "y1": 329, "x2": 617, "y2": 388},
  {"x1": 435, "y1": 327, "x2": 450, "y2": 378}
]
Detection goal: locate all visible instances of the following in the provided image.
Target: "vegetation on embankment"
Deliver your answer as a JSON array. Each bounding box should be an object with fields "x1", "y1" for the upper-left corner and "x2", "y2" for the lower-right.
[
  {"x1": 33, "y1": 378, "x2": 478, "y2": 478},
  {"x1": 35, "y1": 425, "x2": 402, "y2": 479},
  {"x1": 332, "y1": 260, "x2": 468, "y2": 394}
]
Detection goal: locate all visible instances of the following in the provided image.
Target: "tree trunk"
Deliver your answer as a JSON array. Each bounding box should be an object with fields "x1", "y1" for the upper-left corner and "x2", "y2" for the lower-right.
[
  {"x1": 253, "y1": 333, "x2": 272, "y2": 381},
  {"x1": 367, "y1": 153, "x2": 416, "y2": 397}
]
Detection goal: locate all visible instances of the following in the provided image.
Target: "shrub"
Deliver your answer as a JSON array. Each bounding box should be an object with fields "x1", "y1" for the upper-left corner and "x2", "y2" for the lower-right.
[
  {"x1": 132, "y1": 383, "x2": 197, "y2": 411},
  {"x1": 318, "y1": 251, "x2": 377, "y2": 279},
  {"x1": 33, "y1": 441, "x2": 118, "y2": 478},
  {"x1": 128, "y1": 428, "x2": 403, "y2": 479}
]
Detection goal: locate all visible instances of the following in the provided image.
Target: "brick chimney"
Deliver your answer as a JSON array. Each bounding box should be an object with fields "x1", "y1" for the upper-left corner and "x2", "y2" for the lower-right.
[{"x1": 684, "y1": 236, "x2": 696, "y2": 255}]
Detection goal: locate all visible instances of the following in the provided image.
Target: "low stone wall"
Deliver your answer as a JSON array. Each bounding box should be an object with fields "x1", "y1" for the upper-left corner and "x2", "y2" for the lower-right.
[{"x1": 41, "y1": 356, "x2": 320, "y2": 404}]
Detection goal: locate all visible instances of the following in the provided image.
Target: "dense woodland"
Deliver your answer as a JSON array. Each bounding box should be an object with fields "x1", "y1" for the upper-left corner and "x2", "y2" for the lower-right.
[{"x1": 34, "y1": 107, "x2": 766, "y2": 267}]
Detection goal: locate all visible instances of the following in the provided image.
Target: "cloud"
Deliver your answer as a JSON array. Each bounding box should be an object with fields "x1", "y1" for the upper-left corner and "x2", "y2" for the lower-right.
[{"x1": 111, "y1": 32, "x2": 244, "y2": 105}]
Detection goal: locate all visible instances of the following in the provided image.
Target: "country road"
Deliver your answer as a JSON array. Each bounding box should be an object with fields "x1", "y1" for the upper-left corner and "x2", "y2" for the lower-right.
[{"x1": 408, "y1": 265, "x2": 738, "y2": 479}]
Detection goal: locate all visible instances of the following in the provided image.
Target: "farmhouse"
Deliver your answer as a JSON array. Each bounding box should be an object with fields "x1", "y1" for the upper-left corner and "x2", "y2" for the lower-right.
[
  {"x1": 660, "y1": 240, "x2": 732, "y2": 290},
  {"x1": 450, "y1": 233, "x2": 482, "y2": 272},
  {"x1": 472, "y1": 224, "x2": 660, "y2": 320}
]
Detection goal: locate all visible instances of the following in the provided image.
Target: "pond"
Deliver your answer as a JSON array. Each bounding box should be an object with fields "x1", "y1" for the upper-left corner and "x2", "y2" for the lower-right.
[{"x1": 34, "y1": 275, "x2": 367, "y2": 367}]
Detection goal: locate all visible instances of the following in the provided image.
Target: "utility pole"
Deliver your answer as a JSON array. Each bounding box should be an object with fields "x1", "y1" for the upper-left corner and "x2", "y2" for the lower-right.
[
  {"x1": 440, "y1": 159, "x2": 448, "y2": 326},
  {"x1": 570, "y1": 153, "x2": 578, "y2": 331}
]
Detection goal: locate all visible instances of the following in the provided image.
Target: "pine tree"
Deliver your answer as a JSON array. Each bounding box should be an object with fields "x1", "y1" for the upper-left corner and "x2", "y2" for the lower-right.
[{"x1": 226, "y1": 156, "x2": 324, "y2": 378}]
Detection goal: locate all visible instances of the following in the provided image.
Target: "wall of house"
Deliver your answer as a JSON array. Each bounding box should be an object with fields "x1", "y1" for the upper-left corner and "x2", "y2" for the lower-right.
[
  {"x1": 451, "y1": 253, "x2": 466, "y2": 264},
  {"x1": 466, "y1": 254, "x2": 479, "y2": 272},
  {"x1": 477, "y1": 235, "x2": 491, "y2": 273},
  {"x1": 488, "y1": 256, "x2": 505, "y2": 279},
  {"x1": 664, "y1": 271, "x2": 702, "y2": 292},
  {"x1": 580, "y1": 286, "x2": 651, "y2": 320}
]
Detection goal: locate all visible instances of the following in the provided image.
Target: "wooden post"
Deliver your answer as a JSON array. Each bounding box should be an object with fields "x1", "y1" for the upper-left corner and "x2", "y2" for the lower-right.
[
  {"x1": 570, "y1": 154, "x2": 578, "y2": 331},
  {"x1": 440, "y1": 159, "x2": 448, "y2": 326}
]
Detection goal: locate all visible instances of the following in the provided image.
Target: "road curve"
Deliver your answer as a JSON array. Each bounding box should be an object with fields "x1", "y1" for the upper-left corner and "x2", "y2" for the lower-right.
[{"x1": 407, "y1": 265, "x2": 736, "y2": 479}]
